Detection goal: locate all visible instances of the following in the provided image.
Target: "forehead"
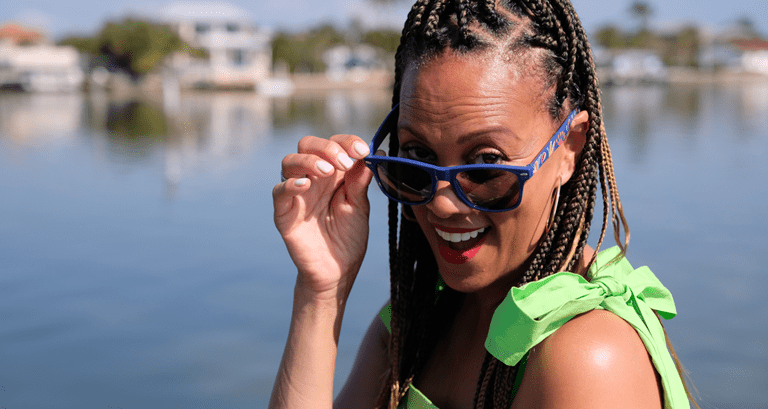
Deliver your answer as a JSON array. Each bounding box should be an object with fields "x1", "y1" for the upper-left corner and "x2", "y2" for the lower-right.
[
  {"x1": 397, "y1": 51, "x2": 555, "y2": 151},
  {"x1": 399, "y1": 50, "x2": 550, "y2": 116}
]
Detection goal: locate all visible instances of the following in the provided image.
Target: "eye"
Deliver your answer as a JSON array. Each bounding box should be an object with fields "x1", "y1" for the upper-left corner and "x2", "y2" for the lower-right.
[
  {"x1": 401, "y1": 145, "x2": 437, "y2": 163},
  {"x1": 471, "y1": 152, "x2": 505, "y2": 165}
]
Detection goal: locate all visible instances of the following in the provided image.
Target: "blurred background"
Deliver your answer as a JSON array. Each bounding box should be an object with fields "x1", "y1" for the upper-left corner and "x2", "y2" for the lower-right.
[{"x1": 1, "y1": 0, "x2": 767, "y2": 408}]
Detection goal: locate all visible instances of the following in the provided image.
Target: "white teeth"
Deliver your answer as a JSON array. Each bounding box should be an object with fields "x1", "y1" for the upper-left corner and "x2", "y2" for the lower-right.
[{"x1": 435, "y1": 227, "x2": 486, "y2": 243}]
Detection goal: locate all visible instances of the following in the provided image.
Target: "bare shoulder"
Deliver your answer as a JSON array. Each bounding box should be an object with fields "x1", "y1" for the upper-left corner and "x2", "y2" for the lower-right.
[{"x1": 512, "y1": 309, "x2": 663, "y2": 409}]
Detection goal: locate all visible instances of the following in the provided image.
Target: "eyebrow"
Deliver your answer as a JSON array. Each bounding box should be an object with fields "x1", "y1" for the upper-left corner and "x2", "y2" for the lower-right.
[{"x1": 398, "y1": 124, "x2": 521, "y2": 146}]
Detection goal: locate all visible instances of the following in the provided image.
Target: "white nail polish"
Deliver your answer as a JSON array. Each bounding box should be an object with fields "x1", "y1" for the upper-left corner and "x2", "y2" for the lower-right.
[
  {"x1": 353, "y1": 142, "x2": 370, "y2": 156},
  {"x1": 338, "y1": 152, "x2": 354, "y2": 169},
  {"x1": 294, "y1": 178, "x2": 308, "y2": 187},
  {"x1": 316, "y1": 161, "x2": 333, "y2": 174}
]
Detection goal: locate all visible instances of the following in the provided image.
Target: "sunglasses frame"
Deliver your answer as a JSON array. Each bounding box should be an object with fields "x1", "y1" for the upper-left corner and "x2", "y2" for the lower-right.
[{"x1": 364, "y1": 104, "x2": 579, "y2": 212}]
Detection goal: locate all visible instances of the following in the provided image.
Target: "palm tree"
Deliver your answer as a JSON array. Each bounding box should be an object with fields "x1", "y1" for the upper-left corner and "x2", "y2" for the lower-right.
[{"x1": 629, "y1": 1, "x2": 653, "y2": 33}]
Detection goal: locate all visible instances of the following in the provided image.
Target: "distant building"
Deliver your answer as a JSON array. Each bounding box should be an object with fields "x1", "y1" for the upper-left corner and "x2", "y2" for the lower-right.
[
  {"x1": 322, "y1": 44, "x2": 385, "y2": 83},
  {"x1": 0, "y1": 24, "x2": 45, "y2": 45},
  {"x1": 601, "y1": 49, "x2": 667, "y2": 85},
  {"x1": 162, "y1": 2, "x2": 272, "y2": 90},
  {"x1": 730, "y1": 39, "x2": 768, "y2": 75},
  {"x1": 0, "y1": 23, "x2": 85, "y2": 92}
]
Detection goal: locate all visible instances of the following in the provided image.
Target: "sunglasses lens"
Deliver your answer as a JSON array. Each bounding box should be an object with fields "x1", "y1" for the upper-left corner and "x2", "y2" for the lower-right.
[
  {"x1": 375, "y1": 161, "x2": 433, "y2": 203},
  {"x1": 457, "y1": 169, "x2": 521, "y2": 210}
]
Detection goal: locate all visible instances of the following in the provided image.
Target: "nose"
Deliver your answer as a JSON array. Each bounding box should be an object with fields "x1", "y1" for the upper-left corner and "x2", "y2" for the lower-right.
[{"x1": 426, "y1": 180, "x2": 472, "y2": 218}]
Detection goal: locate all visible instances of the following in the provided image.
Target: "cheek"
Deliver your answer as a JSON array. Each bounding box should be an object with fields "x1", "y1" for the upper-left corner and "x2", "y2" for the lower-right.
[
  {"x1": 412, "y1": 206, "x2": 433, "y2": 236},
  {"x1": 496, "y1": 184, "x2": 553, "y2": 243}
]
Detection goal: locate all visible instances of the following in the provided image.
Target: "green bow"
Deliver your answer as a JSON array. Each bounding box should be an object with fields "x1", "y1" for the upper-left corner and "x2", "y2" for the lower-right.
[{"x1": 485, "y1": 246, "x2": 688, "y2": 408}]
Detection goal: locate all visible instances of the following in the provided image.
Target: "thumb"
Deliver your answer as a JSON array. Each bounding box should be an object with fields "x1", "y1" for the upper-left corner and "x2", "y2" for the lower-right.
[{"x1": 344, "y1": 159, "x2": 373, "y2": 208}]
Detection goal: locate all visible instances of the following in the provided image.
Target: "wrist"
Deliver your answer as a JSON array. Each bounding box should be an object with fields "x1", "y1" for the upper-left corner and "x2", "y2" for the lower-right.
[{"x1": 294, "y1": 273, "x2": 353, "y2": 306}]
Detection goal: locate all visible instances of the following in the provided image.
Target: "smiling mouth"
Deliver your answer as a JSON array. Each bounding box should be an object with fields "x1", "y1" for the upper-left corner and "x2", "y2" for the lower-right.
[
  {"x1": 435, "y1": 227, "x2": 486, "y2": 243},
  {"x1": 434, "y1": 226, "x2": 489, "y2": 258}
]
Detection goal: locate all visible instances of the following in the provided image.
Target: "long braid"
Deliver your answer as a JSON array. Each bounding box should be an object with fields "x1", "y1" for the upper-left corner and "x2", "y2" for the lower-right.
[
  {"x1": 377, "y1": 1, "x2": 696, "y2": 409},
  {"x1": 379, "y1": 3, "x2": 430, "y2": 406}
]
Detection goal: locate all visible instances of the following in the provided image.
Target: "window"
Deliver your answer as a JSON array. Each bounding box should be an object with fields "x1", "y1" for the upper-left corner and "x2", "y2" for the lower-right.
[{"x1": 229, "y1": 49, "x2": 245, "y2": 66}]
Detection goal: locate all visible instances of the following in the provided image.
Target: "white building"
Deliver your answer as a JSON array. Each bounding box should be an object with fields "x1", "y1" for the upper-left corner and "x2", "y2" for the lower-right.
[
  {"x1": 0, "y1": 24, "x2": 85, "y2": 93},
  {"x1": 322, "y1": 44, "x2": 385, "y2": 83},
  {"x1": 609, "y1": 50, "x2": 667, "y2": 85},
  {"x1": 162, "y1": 2, "x2": 272, "y2": 89}
]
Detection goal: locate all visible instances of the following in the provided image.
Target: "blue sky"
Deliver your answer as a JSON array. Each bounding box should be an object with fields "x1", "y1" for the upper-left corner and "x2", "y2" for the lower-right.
[{"x1": 2, "y1": 0, "x2": 767, "y2": 40}]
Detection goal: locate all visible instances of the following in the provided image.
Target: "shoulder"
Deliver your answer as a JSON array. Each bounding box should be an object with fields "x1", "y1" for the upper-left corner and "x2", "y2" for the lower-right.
[{"x1": 512, "y1": 309, "x2": 663, "y2": 409}]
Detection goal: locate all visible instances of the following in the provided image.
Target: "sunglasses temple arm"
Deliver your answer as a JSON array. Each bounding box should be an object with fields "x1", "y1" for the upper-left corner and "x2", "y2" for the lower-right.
[
  {"x1": 368, "y1": 104, "x2": 400, "y2": 154},
  {"x1": 529, "y1": 109, "x2": 579, "y2": 175}
]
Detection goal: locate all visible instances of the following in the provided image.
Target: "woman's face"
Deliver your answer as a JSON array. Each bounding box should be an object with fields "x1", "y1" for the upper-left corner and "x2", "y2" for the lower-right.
[{"x1": 398, "y1": 51, "x2": 587, "y2": 297}]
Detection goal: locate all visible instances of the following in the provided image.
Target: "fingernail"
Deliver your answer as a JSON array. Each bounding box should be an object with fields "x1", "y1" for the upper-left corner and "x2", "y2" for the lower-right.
[
  {"x1": 294, "y1": 178, "x2": 308, "y2": 187},
  {"x1": 316, "y1": 160, "x2": 333, "y2": 174},
  {"x1": 353, "y1": 142, "x2": 370, "y2": 157},
  {"x1": 337, "y1": 152, "x2": 354, "y2": 170}
]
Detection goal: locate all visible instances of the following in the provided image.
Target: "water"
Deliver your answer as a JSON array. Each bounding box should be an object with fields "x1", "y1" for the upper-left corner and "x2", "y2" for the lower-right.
[{"x1": 0, "y1": 84, "x2": 766, "y2": 408}]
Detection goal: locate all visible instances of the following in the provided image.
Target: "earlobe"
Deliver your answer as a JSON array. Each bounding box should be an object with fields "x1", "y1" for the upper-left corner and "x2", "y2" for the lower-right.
[{"x1": 558, "y1": 110, "x2": 589, "y2": 182}]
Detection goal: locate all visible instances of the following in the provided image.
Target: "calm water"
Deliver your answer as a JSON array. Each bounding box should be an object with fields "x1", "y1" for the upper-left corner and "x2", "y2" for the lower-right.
[{"x1": 0, "y1": 83, "x2": 766, "y2": 408}]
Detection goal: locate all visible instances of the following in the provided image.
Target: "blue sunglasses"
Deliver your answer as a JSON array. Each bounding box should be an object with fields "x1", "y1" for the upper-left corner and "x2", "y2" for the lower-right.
[{"x1": 364, "y1": 105, "x2": 579, "y2": 212}]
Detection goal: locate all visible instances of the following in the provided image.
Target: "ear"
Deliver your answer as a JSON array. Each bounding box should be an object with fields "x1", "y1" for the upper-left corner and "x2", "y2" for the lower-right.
[{"x1": 557, "y1": 110, "x2": 589, "y2": 184}]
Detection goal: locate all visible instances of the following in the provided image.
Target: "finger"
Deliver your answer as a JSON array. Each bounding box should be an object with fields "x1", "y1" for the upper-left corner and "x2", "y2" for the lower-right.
[
  {"x1": 329, "y1": 134, "x2": 371, "y2": 160},
  {"x1": 298, "y1": 136, "x2": 357, "y2": 172},
  {"x1": 272, "y1": 177, "x2": 312, "y2": 220},
  {"x1": 344, "y1": 158, "x2": 374, "y2": 209},
  {"x1": 281, "y1": 153, "x2": 337, "y2": 179}
]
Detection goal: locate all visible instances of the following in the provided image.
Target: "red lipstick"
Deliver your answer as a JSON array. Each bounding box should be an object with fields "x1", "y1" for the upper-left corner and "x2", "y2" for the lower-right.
[{"x1": 438, "y1": 238, "x2": 486, "y2": 264}]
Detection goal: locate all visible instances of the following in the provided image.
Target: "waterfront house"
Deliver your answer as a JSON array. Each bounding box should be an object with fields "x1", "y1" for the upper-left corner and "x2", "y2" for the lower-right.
[
  {"x1": 604, "y1": 49, "x2": 667, "y2": 85},
  {"x1": 322, "y1": 44, "x2": 385, "y2": 83},
  {"x1": 0, "y1": 24, "x2": 85, "y2": 92},
  {"x1": 162, "y1": 2, "x2": 272, "y2": 90},
  {"x1": 729, "y1": 39, "x2": 768, "y2": 75}
]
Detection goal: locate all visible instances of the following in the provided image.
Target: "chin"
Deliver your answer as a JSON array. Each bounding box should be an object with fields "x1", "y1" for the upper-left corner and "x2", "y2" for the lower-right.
[{"x1": 432, "y1": 250, "x2": 495, "y2": 294}]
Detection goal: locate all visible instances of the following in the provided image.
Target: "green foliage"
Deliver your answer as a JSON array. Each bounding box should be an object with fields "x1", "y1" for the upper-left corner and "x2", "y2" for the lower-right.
[
  {"x1": 58, "y1": 18, "x2": 205, "y2": 78},
  {"x1": 662, "y1": 26, "x2": 700, "y2": 67},
  {"x1": 594, "y1": 24, "x2": 702, "y2": 67},
  {"x1": 595, "y1": 25, "x2": 627, "y2": 49},
  {"x1": 362, "y1": 30, "x2": 400, "y2": 53},
  {"x1": 272, "y1": 24, "x2": 346, "y2": 73},
  {"x1": 59, "y1": 36, "x2": 100, "y2": 54},
  {"x1": 99, "y1": 19, "x2": 183, "y2": 77},
  {"x1": 271, "y1": 24, "x2": 399, "y2": 74}
]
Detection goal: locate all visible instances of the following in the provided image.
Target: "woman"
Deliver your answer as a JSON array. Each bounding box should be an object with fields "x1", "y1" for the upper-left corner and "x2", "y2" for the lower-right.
[{"x1": 270, "y1": 0, "x2": 697, "y2": 408}]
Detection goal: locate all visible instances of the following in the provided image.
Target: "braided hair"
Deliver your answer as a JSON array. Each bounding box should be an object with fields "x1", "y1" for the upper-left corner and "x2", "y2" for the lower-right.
[{"x1": 377, "y1": 1, "x2": 695, "y2": 408}]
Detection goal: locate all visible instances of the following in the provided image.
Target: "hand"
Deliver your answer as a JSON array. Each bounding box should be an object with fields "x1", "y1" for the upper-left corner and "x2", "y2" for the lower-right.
[{"x1": 273, "y1": 134, "x2": 373, "y2": 301}]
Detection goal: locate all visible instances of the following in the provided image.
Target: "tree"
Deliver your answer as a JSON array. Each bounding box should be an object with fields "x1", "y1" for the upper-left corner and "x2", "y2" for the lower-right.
[
  {"x1": 272, "y1": 24, "x2": 346, "y2": 73},
  {"x1": 736, "y1": 17, "x2": 759, "y2": 39},
  {"x1": 629, "y1": 1, "x2": 653, "y2": 33},
  {"x1": 595, "y1": 25, "x2": 627, "y2": 49},
  {"x1": 362, "y1": 30, "x2": 400, "y2": 53},
  {"x1": 60, "y1": 19, "x2": 204, "y2": 79}
]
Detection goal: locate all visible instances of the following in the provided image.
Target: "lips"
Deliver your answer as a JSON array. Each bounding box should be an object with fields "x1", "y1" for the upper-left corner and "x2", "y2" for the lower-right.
[{"x1": 434, "y1": 225, "x2": 489, "y2": 264}]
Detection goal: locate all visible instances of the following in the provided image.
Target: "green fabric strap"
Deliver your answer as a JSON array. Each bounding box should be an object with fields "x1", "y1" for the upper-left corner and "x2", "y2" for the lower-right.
[{"x1": 484, "y1": 246, "x2": 688, "y2": 408}]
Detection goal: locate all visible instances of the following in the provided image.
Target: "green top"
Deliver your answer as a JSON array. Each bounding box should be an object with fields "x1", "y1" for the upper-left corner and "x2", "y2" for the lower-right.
[{"x1": 380, "y1": 246, "x2": 690, "y2": 409}]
